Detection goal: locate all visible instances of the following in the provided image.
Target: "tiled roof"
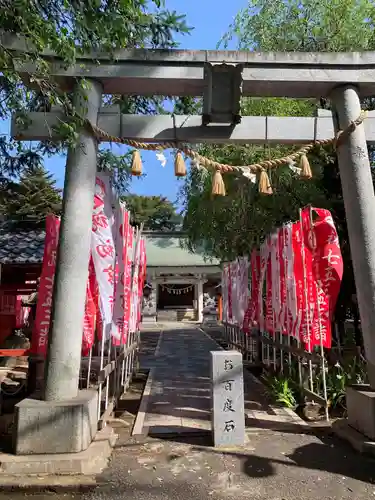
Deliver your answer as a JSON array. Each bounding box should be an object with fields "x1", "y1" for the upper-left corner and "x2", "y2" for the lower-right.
[
  {"x1": 0, "y1": 226, "x2": 220, "y2": 268},
  {"x1": 144, "y1": 231, "x2": 220, "y2": 268},
  {"x1": 0, "y1": 224, "x2": 45, "y2": 264}
]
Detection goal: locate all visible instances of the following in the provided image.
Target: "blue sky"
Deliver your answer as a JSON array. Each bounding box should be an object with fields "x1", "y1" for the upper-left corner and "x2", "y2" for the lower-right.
[
  {"x1": 1, "y1": 0, "x2": 247, "y2": 207},
  {"x1": 128, "y1": 0, "x2": 245, "y2": 206}
]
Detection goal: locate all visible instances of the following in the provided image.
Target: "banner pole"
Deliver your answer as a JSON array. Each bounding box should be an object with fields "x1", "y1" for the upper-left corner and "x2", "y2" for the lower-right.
[
  {"x1": 299, "y1": 208, "x2": 314, "y2": 393},
  {"x1": 270, "y1": 229, "x2": 283, "y2": 373},
  {"x1": 309, "y1": 207, "x2": 329, "y2": 421}
]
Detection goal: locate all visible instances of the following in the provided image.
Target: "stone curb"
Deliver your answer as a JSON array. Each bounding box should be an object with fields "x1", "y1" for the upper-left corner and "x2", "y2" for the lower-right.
[
  {"x1": 0, "y1": 426, "x2": 117, "y2": 478},
  {"x1": 132, "y1": 330, "x2": 163, "y2": 436},
  {"x1": 0, "y1": 474, "x2": 98, "y2": 492}
]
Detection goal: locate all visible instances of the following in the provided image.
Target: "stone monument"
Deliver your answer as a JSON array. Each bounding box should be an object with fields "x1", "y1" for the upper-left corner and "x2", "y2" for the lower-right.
[{"x1": 210, "y1": 350, "x2": 245, "y2": 447}]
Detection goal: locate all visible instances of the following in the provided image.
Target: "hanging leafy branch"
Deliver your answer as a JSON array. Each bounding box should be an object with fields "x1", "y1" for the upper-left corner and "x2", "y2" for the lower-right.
[
  {"x1": 0, "y1": 0, "x2": 193, "y2": 194},
  {"x1": 220, "y1": 0, "x2": 375, "y2": 52},
  {"x1": 181, "y1": 96, "x2": 327, "y2": 258}
]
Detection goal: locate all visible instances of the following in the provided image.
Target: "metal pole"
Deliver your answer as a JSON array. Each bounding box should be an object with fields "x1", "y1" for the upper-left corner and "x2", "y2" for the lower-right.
[
  {"x1": 86, "y1": 347, "x2": 92, "y2": 389},
  {"x1": 308, "y1": 206, "x2": 329, "y2": 421},
  {"x1": 44, "y1": 79, "x2": 103, "y2": 401},
  {"x1": 299, "y1": 209, "x2": 314, "y2": 393},
  {"x1": 317, "y1": 284, "x2": 329, "y2": 421},
  {"x1": 331, "y1": 84, "x2": 375, "y2": 388}
]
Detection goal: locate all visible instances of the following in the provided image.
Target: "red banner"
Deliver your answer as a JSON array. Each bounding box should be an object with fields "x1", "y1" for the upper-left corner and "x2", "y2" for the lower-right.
[
  {"x1": 242, "y1": 250, "x2": 260, "y2": 333},
  {"x1": 258, "y1": 240, "x2": 268, "y2": 332},
  {"x1": 278, "y1": 229, "x2": 287, "y2": 333},
  {"x1": 270, "y1": 231, "x2": 281, "y2": 332},
  {"x1": 112, "y1": 205, "x2": 128, "y2": 346},
  {"x1": 300, "y1": 208, "x2": 318, "y2": 351},
  {"x1": 137, "y1": 239, "x2": 147, "y2": 330},
  {"x1": 91, "y1": 173, "x2": 116, "y2": 341},
  {"x1": 265, "y1": 237, "x2": 274, "y2": 333},
  {"x1": 311, "y1": 208, "x2": 343, "y2": 349},
  {"x1": 227, "y1": 263, "x2": 233, "y2": 323},
  {"x1": 32, "y1": 214, "x2": 60, "y2": 356},
  {"x1": 82, "y1": 257, "x2": 97, "y2": 356},
  {"x1": 283, "y1": 224, "x2": 297, "y2": 336},
  {"x1": 122, "y1": 221, "x2": 133, "y2": 344},
  {"x1": 292, "y1": 221, "x2": 305, "y2": 341}
]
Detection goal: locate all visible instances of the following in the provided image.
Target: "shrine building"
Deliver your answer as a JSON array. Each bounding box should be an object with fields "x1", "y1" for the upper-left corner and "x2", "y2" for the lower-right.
[
  {"x1": 0, "y1": 225, "x2": 221, "y2": 338},
  {"x1": 142, "y1": 230, "x2": 221, "y2": 323}
]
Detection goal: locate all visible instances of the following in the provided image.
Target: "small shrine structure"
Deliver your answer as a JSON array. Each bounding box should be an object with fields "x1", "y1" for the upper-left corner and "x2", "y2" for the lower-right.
[
  {"x1": 0, "y1": 224, "x2": 43, "y2": 342},
  {"x1": 0, "y1": 226, "x2": 221, "y2": 334},
  {"x1": 142, "y1": 230, "x2": 221, "y2": 323}
]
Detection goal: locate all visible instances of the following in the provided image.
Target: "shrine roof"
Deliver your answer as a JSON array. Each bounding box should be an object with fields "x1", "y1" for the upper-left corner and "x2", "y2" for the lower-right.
[
  {"x1": 0, "y1": 224, "x2": 45, "y2": 264},
  {"x1": 144, "y1": 231, "x2": 220, "y2": 268},
  {"x1": 0, "y1": 226, "x2": 220, "y2": 268}
]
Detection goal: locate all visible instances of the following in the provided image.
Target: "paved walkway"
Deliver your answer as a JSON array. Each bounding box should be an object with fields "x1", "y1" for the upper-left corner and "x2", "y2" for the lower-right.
[
  {"x1": 134, "y1": 324, "x2": 305, "y2": 437},
  {"x1": 6, "y1": 325, "x2": 375, "y2": 500},
  {"x1": 134, "y1": 325, "x2": 217, "y2": 435}
]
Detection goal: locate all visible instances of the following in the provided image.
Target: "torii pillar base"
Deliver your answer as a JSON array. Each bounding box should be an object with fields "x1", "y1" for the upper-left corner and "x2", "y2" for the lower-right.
[{"x1": 12, "y1": 390, "x2": 98, "y2": 455}]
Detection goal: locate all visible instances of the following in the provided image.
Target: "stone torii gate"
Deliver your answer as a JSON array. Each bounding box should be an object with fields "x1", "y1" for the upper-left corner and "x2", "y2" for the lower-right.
[{"x1": 7, "y1": 42, "x2": 375, "y2": 452}]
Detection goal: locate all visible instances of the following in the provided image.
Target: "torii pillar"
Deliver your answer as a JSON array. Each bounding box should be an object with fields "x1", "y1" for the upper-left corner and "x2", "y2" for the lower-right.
[
  {"x1": 332, "y1": 84, "x2": 375, "y2": 440},
  {"x1": 13, "y1": 80, "x2": 103, "y2": 455}
]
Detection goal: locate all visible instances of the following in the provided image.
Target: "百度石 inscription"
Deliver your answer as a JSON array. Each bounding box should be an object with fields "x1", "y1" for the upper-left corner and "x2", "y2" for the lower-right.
[{"x1": 210, "y1": 350, "x2": 245, "y2": 447}]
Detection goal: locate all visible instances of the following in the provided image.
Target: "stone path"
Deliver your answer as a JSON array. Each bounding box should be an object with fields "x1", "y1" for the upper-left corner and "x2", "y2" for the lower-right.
[
  {"x1": 134, "y1": 324, "x2": 306, "y2": 437},
  {"x1": 4, "y1": 325, "x2": 375, "y2": 500},
  {"x1": 134, "y1": 325, "x2": 217, "y2": 435}
]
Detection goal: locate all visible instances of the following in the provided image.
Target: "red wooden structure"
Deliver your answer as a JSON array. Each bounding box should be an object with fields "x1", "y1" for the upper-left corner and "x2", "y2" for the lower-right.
[
  {"x1": 0, "y1": 225, "x2": 44, "y2": 344},
  {"x1": 0, "y1": 263, "x2": 41, "y2": 344}
]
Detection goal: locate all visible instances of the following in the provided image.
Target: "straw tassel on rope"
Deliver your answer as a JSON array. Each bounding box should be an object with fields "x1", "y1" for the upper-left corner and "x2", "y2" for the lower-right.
[
  {"x1": 300, "y1": 154, "x2": 312, "y2": 179},
  {"x1": 82, "y1": 109, "x2": 366, "y2": 182},
  {"x1": 131, "y1": 150, "x2": 143, "y2": 176},
  {"x1": 212, "y1": 169, "x2": 226, "y2": 196},
  {"x1": 258, "y1": 169, "x2": 273, "y2": 195},
  {"x1": 174, "y1": 151, "x2": 187, "y2": 177}
]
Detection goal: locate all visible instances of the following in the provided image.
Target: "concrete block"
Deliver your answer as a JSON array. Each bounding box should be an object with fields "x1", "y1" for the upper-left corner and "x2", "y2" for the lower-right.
[
  {"x1": 13, "y1": 389, "x2": 98, "y2": 455},
  {"x1": 0, "y1": 427, "x2": 117, "y2": 476},
  {"x1": 210, "y1": 350, "x2": 245, "y2": 447},
  {"x1": 347, "y1": 384, "x2": 375, "y2": 439},
  {"x1": 332, "y1": 418, "x2": 375, "y2": 456}
]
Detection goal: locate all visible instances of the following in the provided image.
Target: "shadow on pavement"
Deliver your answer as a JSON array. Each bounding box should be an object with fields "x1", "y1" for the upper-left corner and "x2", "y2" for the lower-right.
[{"x1": 194, "y1": 440, "x2": 375, "y2": 484}]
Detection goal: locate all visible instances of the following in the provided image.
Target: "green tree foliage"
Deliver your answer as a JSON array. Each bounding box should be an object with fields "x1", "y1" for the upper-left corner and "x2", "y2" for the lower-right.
[
  {"x1": 182, "y1": 138, "x2": 328, "y2": 261},
  {"x1": 182, "y1": 95, "x2": 329, "y2": 259},
  {"x1": 0, "y1": 1, "x2": 192, "y2": 192},
  {"x1": 0, "y1": 165, "x2": 62, "y2": 226},
  {"x1": 182, "y1": 0, "x2": 375, "y2": 312},
  {"x1": 0, "y1": 0, "x2": 191, "y2": 119},
  {"x1": 122, "y1": 194, "x2": 182, "y2": 231},
  {"x1": 221, "y1": 0, "x2": 375, "y2": 52}
]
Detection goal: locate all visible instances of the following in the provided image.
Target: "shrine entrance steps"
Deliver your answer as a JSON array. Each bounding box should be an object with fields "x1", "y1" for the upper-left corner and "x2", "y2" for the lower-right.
[{"x1": 133, "y1": 324, "x2": 304, "y2": 438}]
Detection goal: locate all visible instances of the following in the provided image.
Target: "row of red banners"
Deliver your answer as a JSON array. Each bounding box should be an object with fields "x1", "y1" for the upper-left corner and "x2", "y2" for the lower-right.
[
  {"x1": 32, "y1": 173, "x2": 147, "y2": 358},
  {"x1": 223, "y1": 207, "x2": 343, "y2": 351}
]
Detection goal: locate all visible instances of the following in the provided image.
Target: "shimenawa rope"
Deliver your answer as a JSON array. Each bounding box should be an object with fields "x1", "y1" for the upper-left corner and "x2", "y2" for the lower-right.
[{"x1": 86, "y1": 111, "x2": 367, "y2": 175}]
